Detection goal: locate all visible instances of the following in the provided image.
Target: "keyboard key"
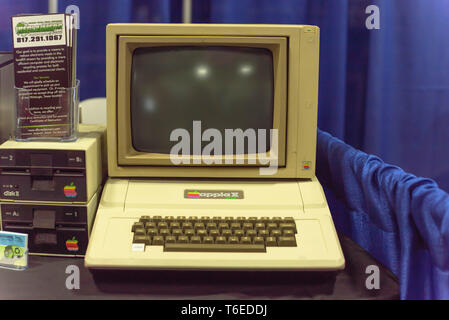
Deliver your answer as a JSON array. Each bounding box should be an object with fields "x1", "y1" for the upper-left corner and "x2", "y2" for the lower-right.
[
  {"x1": 283, "y1": 217, "x2": 295, "y2": 223},
  {"x1": 267, "y1": 223, "x2": 278, "y2": 231},
  {"x1": 194, "y1": 222, "x2": 205, "y2": 230},
  {"x1": 177, "y1": 236, "x2": 189, "y2": 243},
  {"x1": 203, "y1": 236, "x2": 214, "y2": 244},
  {"x1": 218, "y1": 223, "x2": 229, "y2": 231},
  {"x1": 225, "y1": 217, "x2": 234, "y2": 223},
  {"x1": 190, "y1": 236, "x2": 202, "y2": 244},
  {"x1": 240, "y1": 236, "x2": 252, "y2": 244},
  {"x1": 206, "y1": 223, "x2": 217, "y2": 231},
  {"x1": 176, "y1": 216, "x2": 187, "y2": 223},
  {"x1": 133, "y1": 235, "x2": 150, "y2": 245},
  {"x1": 152, "y1": 236, "x2": 164, "y2": 245},
  {"x1": 246, "y1": 230, "x2": 257, "y2": 238},
  {"x1": 283, "y1": 229, "x2": 295, "y2": 237},
  {"x1": 234, "y1": 230, "x2": 244, "y2": 238},
  {"x1": 236, "y1": 217, "x2": 246, "y2": 223},
  {"x1": 200, "y1": 216, "x2": 210, "y2": 222},
  {"x1": 139, "y1": 216, "x2": 151, "y2": 223},
  {"x1": 209, "y1": 229, "x2": 220, "y2": 238},
  {"x1": 169, "y1": 222, "x2": 181, "y2": 229},
  {"x1": 215, "y1": 236, "x2": 227, "y2": 244},
  {"x1": 184, "y1": 229, "x2": 195, "y2": 237},
  {"x1": 134, "y1": 228, "x2": 146, "y2": 236},
  {"x1": 266, "y1": 237, "x2": 277, "y2": 246},
  {"x1": 164, "y1": 243, "x2": 266, "y2": 252},
  {"x1": 188, "y1": 216, "x2": 199, "y2": 223},
  {"x1": 132, "y1": 222, "x2": 144, "y2": 232},
  {"x1": 229, "y1": 236, "x2": 239, "y2": 244},
  {"x1": 182, "y1": 222, "x2": 193, "y2": 230},
  {"x1": 147, "y1": 228, "x2": 158, "y2": 237},
  {"x1": 159, "y1": 229, "x2": 171, "y2": 237},
  {"x1": 230, "y1": 223, "x2": 241, "y2": 230},
  {"x1": 222, "y1": 229, "x2": 232, "y2": 237},
  {"x1": 258, "y1": 230, "x2": 269, "y2": 238},
  {"x1": 242, "y1": 223, "x2": 253, "y2": 231},
  {"x1": 196, "y1": 229, "x2": 208, "y2": 237},
  {"x1": 172, "y1": 229, "x2": 183, "y2": 237},
  {"x1": 158, "y1": 222, "x2": 168, "y2": 229},
  {"x1": 261, "y1": 217, "x2": 271, "y2": 224},
  {"x1": 165, "y1": 216, "x2": 176, "y2": 223},
  {"x1": 145, "y1": 222, "x2": 157, "y2": 229},
  {"x1": 255, "y1": 223, "x2": 265, "y2": 231},
  {"x1": 278, "y1": 236, "x2": 297, "y2": 247},
  {"x1": 152, "y1": 216, "x2": 163, "y2": 223},
  {"x1": 165, "y1": 236, "x2": 176, "y2": 244},
  {"x1": 270, "y1": 230, "x2": 282, "y2": 238},
  {"x1": 253, "y1": 236, "x2": 265, "y2": 245},
  {"x1": 279, "y1": 223, "x2": 296, "y2": 233}
]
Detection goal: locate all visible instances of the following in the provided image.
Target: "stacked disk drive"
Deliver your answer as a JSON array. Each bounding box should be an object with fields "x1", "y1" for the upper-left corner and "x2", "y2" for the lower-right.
[{"x1": 0, "y1": 125, "x2": 105, "y2": 256}]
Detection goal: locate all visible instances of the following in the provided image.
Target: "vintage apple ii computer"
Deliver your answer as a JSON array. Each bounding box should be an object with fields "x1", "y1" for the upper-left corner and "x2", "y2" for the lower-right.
[{"x1": 85, "y1": 24, "x2": 345, "y2": 270}]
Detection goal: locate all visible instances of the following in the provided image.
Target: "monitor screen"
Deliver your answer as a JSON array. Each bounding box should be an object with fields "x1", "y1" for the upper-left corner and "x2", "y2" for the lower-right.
[{"x1": 130, "y1": 46, "x2": 274, "y2": 155}]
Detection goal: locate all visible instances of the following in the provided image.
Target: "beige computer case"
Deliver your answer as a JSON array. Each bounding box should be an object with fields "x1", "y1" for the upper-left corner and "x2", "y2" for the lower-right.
[
  {"x1": 0, "y1": 125, "x2": 106, "y2": 204},
  {"x1": 85, "y1": 177, "x2": 344, "y2": 270},
  {"x1": 106, "y1": 24, "x2": 320, "y2": 179}
]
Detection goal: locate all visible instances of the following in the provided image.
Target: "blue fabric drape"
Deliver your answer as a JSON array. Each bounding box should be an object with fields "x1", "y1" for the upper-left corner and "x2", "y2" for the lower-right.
[
  {"x1": 317, "y1": 128, "x2": 449, "y2": 300},
  {"x1": 363, "y1": 0, "x2": 449, "y2": 193}
]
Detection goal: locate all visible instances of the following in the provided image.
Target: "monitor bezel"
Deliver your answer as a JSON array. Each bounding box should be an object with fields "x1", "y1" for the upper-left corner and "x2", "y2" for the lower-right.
[
  {"x1": 106, "y1": 24, "x2": 320, "y2": 179},
  {"x1": 117, "y1": 36, "x2": 287, "y2": 167}
]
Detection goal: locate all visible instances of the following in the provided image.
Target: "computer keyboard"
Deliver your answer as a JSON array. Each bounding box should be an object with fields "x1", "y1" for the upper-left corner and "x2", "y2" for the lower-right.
[
  {"x1": 132, "y1": 216, "x2": 297, "y2": 252},
  {"x1": 85, "y1": 179, "x2": 345, "y2": 270}
]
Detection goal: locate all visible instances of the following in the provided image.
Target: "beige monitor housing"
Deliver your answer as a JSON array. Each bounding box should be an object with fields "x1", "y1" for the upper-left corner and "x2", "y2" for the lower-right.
[{"x1": 106, "y1": 24, "x2": 320, "y2": 179}]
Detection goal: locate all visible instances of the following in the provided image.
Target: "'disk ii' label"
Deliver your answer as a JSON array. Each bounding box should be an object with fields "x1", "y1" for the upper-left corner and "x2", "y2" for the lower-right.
[{"x1": 12, "y1": 13, "x2": 77, "y2": 139}]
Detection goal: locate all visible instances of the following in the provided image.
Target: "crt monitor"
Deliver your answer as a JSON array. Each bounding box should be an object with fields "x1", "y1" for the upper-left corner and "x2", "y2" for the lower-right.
[
  {"x1": 106, "y1": 24, "x2": 320, "y2": 179},
  {"x1": 131, "y1": 46, "x2": 274, "y2": 156}
]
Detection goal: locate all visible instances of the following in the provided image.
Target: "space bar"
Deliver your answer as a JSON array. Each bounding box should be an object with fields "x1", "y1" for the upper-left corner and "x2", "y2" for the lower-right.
[{"x1": 164, "y1": 243, "x2": 266, "y2": 252}]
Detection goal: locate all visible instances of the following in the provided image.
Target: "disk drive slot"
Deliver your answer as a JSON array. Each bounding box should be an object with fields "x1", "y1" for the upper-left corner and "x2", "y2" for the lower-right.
[
  {"x1": 54, "y1": 169, "x2": 84, "y2": 177},
  {"x1": 31, "y1": 176, "x2": 55, "y2": 191},
  {"x1": 0, "y1": 168, "x2": 30, "y2": 175}
]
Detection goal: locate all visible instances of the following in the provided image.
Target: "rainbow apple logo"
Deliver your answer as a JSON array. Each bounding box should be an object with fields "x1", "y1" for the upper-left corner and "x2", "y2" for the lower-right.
[
  {"x1": 64, "y1": 182, "x2": 77, "y2": 198},
  {"x1": 187, "y1": 191, "x2": 200, "y2": 198},
  {"x1": 66, "y1": 237, "x2": 79, "y2": 252},
  {"x1": 303, "y1": 161, "x2": 311, "y2": 170}
]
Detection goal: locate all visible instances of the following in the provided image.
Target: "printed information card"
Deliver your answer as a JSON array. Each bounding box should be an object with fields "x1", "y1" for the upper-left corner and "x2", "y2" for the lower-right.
[
  {"x1": 0, "y1": 231, "x2": 28, "y2": 270},
  {"x1": 12, "y1": 13, "x2": 77, "y2": 139}
]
